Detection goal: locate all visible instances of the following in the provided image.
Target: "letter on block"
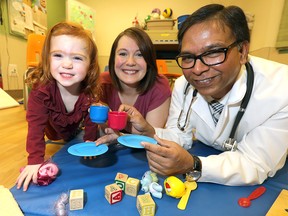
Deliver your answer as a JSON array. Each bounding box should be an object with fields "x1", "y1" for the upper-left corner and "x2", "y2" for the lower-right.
[
  {"x1": 105, "y1": 183, "x2": 122, "y2": 204},
  {"x1": 115, "y1": 172, "x2": 128, "y2": 191},
  {"x1": 125, "y1": 177, "x2": 140, "y2": 197},
  {"x1": 69, "y1": 189, "x2": 84, "y2": 210},
  {"x1": 136, "y1": 193, "x2": 155, "y2": 216}
]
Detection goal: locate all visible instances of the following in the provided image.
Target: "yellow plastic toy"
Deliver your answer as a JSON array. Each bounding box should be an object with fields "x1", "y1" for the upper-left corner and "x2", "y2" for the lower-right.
[
  {"x1": 162, "y1": 8, "x2": 173, "y2": 18},
  {"x1": 164, "y1": 176, "x2": 185, "y2": 198}
]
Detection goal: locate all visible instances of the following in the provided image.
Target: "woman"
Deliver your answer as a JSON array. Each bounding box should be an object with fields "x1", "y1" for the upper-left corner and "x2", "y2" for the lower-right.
[{"x1": 96, "y1": 27, "x2": 171, "y2": 145}]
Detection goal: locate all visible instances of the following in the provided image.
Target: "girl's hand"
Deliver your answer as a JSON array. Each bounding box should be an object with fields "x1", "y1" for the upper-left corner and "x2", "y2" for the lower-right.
[
  {"x1": 16, "y1": 164, "x2": 41, "y2": 191},
  {"x1": 95, "y1": 128, "x2": 120, "y2": 145}
]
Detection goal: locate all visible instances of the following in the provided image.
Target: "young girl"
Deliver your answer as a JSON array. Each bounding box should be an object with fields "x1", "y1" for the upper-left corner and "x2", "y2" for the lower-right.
[
  {"x1": 16, "y1": 22, "x2": 101, "y2": 191},
  {"x1": 96, "y1": 27, "x2": 171, "y2": 145}
]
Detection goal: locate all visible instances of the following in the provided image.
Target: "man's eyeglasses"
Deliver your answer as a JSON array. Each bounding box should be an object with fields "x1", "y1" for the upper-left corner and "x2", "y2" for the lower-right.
[{"x1": 175, "y1": 41, "x2": 239, "y2": 69}]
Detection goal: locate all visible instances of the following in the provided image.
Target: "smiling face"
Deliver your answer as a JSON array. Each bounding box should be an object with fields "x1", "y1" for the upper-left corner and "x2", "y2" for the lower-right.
[
  {"x1": 50, "y1": 35, "x2": 90, "y2": 91},
  {"x1": 180, "y1": 20, "x2": 248, "y2": 99},
  {"x1": 114, "y1": 35, "x2": 147, "y2": 89}
]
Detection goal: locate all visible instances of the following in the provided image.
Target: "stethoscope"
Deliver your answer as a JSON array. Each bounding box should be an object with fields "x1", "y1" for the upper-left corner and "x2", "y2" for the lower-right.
[{"x1": 177, "y1": 62, "x2": 255, "y2": 151}]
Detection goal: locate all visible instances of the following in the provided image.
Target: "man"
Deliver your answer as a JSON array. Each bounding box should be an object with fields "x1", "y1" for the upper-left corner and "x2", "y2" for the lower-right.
[{"x1": 119, "y1": 4, "x2": 288, "y2": 185}]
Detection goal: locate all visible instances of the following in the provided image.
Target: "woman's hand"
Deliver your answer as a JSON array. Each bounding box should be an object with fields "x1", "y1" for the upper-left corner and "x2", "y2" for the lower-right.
[
  {"x1": 16, "y1": 164, "x2": 41, "y2": 191},
  {"x1": 95, "y1": 128, "x2": 120, "y2": 145}
]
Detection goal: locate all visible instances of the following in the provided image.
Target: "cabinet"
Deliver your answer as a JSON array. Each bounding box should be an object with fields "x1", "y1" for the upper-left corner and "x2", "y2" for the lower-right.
[
  {"x1": 146, "y1": 30, "x2": 182, "y2": 75},
  {"x1": 164, "y1": 59, "x2": 182, "y2": 75}
]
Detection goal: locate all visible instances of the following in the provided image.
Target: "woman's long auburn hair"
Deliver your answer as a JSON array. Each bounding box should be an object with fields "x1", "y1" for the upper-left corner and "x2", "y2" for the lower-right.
[{"x1": 26, "y1": 21, "x2": 101, "y2": 101}]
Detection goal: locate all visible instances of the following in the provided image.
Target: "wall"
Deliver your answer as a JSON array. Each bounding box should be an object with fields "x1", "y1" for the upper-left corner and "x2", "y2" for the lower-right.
[
  {"x1": 0, "y1": 0, "x2": 27, "y2": 90},
  {"x1": 0, "y1": 0, "x2": 47, "y2": 91},
  {"x1": 46, "y1": 0, "x2": 66, "y2": 29},
  {"x1": 0, "y1": 0, "x2": 287, "y2": 91},
  {"x1": 79, "y1": 0, "x2": 288, "y2": 68}
]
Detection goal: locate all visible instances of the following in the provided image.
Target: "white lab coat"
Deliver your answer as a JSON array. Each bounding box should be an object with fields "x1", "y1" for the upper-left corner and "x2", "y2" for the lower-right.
[{"x1": 155, "y1": 56, "x2": 288, "y2": 185}]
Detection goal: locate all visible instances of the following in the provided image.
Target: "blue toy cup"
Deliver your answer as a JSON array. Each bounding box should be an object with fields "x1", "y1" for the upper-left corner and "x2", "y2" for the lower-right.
[
  {"x1": 90, "y1": 105, "x2": 109, "y2": 123},
  {"x1": 177, "y1": 15, "x2": 189, "y2": 29}
]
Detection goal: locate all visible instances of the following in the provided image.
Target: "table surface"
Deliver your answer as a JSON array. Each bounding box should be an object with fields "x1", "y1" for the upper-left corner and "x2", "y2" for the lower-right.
[{"x1": 11, "y1": 136, "x2": 288, "y2": 216}]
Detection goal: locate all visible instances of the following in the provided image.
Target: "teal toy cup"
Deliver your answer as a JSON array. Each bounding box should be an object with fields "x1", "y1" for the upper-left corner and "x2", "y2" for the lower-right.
[{"x1": 90, "y1": 105, "x2": 109, "y2": 123}]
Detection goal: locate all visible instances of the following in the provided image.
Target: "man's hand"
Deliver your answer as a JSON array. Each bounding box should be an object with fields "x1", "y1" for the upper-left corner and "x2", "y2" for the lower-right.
[
  {"x1": 119, "y1": 104, "x2": 155, "y2": 137},
  {"x1": 141, "y1": 135, "x2": 194, "y2": 176}
]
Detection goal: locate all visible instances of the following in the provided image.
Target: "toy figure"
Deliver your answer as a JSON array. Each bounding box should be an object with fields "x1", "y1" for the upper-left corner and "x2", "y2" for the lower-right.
[
  {"x1": 164, "y1": 176, "x2": 185, "y2": 198},
  {"x1": 20, "y1": 160, "x2": 59, "y2": 186},
  {"x1": 151, "y1": 8, "x2": 161, "y2": 15},
  {"x1": 37, "y1": 160, "x2": 59, "y2": 186},
  {"x1": 141, "y1": 170, "x2": 163, "y2": 199},
  {"x1": 162, "y1": 8, "x2": 173, "y2": 18},
  {"x1": 132, "y1": 16, "x2": 140, "y2": 28}
]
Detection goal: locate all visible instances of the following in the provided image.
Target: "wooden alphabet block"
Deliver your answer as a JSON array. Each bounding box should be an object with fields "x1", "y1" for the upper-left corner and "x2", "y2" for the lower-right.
[
  {"x1": 115, "y1": 172, "x2": 128, "y2": 191},
  {"x1": 136, "y1": 193, "x2": 156, "y2": 216},
  {"x1": 125, "y1": 177, "x2": 140, "y2": 197},
  {"x1": 105, "y1": 183, "x2": 123, "y2": 204},
  {"x1": 69, "y1": 189, "x2": 84, "y2": 210},
  {"x1": 266, "y1": 189, "x2": 288, "y2": 216}
]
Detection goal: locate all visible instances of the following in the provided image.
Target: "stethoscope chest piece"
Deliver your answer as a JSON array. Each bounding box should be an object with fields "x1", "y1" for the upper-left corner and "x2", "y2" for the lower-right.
[{"x1": 222, "y1": 138, "x2": 238, "y2": 151}]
